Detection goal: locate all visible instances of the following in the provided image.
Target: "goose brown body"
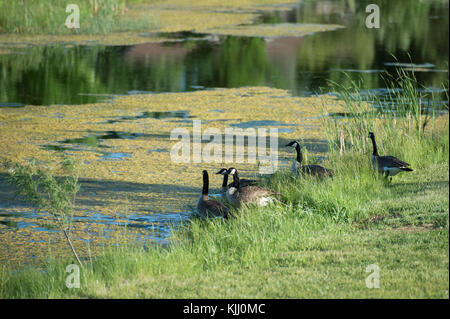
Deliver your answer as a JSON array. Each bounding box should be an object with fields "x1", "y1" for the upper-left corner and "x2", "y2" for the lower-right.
[
  {"x1": 225, "y1": 167, "x2": 279, "y2": 207},
  {"x1": 368, "y1": 132, "x2": 413, "y2": 180},
  {"x1": 286, "y1": 141, "x2": 333, "y2": 178}
]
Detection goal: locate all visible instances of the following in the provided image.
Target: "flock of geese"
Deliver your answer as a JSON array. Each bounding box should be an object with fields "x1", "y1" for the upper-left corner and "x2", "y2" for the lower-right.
[{"x1": 197, "y1": 132, "x2": 413, "y2": 219}]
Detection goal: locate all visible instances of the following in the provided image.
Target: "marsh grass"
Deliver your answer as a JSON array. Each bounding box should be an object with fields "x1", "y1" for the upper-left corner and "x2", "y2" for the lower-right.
[
  {"x1": 325, "y1": 68, "x2": 448, "y2": 168},
  {"x1": 0, "y1": 0, "x2": 156, "y2": 34}
]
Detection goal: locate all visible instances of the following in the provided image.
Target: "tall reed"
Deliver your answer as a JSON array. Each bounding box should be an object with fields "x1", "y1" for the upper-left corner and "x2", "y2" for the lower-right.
[{"x1": 324, "y1": 68, "x2": 448, "y2": 169}]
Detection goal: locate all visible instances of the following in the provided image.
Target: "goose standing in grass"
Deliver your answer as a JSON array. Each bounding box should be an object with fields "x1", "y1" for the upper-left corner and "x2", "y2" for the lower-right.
[
  {"x1": 368, "y1": 132, "x2": 413, "y2": 182},
  {"x1": 285, "y1": 140, "x2": 333, "y2": 177},
  {"x1": 225, "y1": 167, "x2": 279, "y2": 207},
  {"x1": 216, "y1": 168, "x2": 257, "y2": 192},
  {"x1": 197, "y1": 170, "x2": 230, "y2": 219}
]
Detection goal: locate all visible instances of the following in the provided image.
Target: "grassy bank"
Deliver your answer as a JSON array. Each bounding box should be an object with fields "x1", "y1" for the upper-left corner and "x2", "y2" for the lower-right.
[
  {"x1": 0, "y1": 75, "x2": 448, "y2": 298},
  {"x1": 0, "y1": 0, "x2": 155, "y2": 34},
  {"x1": 1, "y1": 153, "x2": 448, "y2": 298}
]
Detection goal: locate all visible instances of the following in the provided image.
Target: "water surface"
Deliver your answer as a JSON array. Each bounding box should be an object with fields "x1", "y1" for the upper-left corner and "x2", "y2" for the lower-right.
[{"x1": 0, "y1": 0, "x2": 448, "y2": 106}]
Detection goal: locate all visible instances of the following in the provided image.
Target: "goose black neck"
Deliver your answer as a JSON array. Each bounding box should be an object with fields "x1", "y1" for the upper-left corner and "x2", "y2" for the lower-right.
[
  {"x1": 221, "y1": 173, "x2": 229, "y2": 188},
  {"x1": 370, "y1": 135, "x2": 379, "y2": 156},
  {"x1": 232, "y1": 171, "x2": 240, "y2": 189},
  {"x1": 202, "y1": 172, "x2": 209, "y2": 196},
  {"x1": 295, "y1": 144, "x2": 303, "y2": 164}
]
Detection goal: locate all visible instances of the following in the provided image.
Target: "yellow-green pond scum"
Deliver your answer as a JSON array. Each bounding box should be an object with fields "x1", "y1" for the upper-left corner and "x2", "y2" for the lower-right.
[
  {"x1": 0, "y1": 87, "x2": 349, "y2": 265},
  {"x1": 0, "y1": 0, "x2": 347, "y2": 267}
]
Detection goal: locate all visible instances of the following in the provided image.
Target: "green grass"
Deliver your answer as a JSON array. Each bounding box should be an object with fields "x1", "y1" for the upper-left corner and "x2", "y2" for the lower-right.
[
  {"x1": 0, "y1": 0, "x2": 156, "y2": 34},
  {"x1": 1, "y1": 130, "x2": 448, "y2": 298},
  {"x1": 0, "y1": 74, "x2": 448, "y2": 298}
]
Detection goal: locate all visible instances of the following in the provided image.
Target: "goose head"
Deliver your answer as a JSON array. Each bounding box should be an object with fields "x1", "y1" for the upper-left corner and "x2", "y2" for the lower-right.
[
  {"x1": 216, "y1": 168, "x2": 228, "y2": 175},
  {"x1": 285, "y1": 140, "x2": 299, "y2": 148},
  {"x1": 226, "y1": 167, "x2": 237, "y2": 176}
]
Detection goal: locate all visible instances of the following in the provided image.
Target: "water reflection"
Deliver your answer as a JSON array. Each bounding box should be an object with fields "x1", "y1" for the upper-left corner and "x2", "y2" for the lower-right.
[
  {"x1": 0, "y1": 0, "x2": 448, "y2": 106},
  {"x1": 0, "y1": 209, "x2": 191, "y2": 245}
]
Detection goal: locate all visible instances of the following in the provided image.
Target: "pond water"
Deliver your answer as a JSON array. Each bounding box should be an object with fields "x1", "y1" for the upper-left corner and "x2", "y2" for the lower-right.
[
  {"x1": 0, "y1": 0, "x2": 448, "y2": 106},
  {"x1": 0, "y1": 0, "x2": 448, "y2": 262}
]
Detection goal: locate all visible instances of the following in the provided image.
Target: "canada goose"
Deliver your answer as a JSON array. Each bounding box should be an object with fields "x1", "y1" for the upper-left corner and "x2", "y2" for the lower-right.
[
  {"x1": 225, "y1": 167, "x2": 279, "y2": 207},
  {"x1": 368, "y1": 132, "x2": 413, "y2": 182},
  {"x1": 197, "y1": 170, "x2": 230, "y2": 219},
  {"x1": 285, "y1": 141, "x2": 333, "y2": 177},
  {"x1": 216, "y1": 168, "x2": 257, "y2": 192}
]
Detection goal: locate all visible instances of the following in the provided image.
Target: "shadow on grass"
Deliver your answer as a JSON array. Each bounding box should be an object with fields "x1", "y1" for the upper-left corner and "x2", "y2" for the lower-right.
[{"x1": 389, "y1": 179, "x2": 449, "y2": 196}]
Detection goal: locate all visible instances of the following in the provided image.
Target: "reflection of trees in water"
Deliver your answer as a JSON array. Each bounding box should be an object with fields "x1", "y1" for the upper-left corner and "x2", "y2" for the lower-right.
[
  {"x1": 295, "y1": 0, "x2": 449, "y2": 65},
  {"x1": 0, "y1": 46, "x2": 106, "y2": 105},
  {"x1": 292, "y1": 0, "x2": 449, "y2": 91},
  {"x1": 0, "y1": 0, "x2": 447, "y2": 105},
  {"x1": 298, "y1": 0, "x2": 448, "y2": 50}
]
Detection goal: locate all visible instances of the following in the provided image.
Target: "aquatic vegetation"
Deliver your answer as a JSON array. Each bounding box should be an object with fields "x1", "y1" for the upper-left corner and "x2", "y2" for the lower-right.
[
  {"x1": 0, "y1": 32, "x2": 172, "y2": 47},
  {"x1": 0, "y1": 88, "x2": 447, "y2": 298},
  {"x1": 205, "y1": 23, "x2": 344, "y2": 38},
  {"x1": 0, "y1": 86, "x2": 346, "y2": 264}
]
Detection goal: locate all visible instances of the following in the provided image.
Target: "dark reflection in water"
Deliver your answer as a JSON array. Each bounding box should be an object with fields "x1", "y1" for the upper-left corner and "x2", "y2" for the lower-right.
[
  {"x1": 0, "y1": 0, "x2": 448, "y2": 106},
  {"x1": 0, "y1": 209, "x2": 191, "y2": 245},
  {"x1": 106, "y1": 110, "x2": 192, "y2": 123}
]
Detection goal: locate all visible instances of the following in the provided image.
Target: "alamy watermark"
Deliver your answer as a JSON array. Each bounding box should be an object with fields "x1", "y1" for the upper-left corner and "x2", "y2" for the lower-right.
[
  {"x1": 66, "y1": 264, "x2": 80, "y2": 289},
  {"x1": 365, "y1": 264, "x2": 380, "y2": 289},
  {"x1": 365, "y1": 4, "x2": 380, "y2": 29},
  {"x1": 170, "y1": 120, "x2": 279, "y2": 174},
  {"x1": 65, "y1": 4, "x2": 80, "y2": 29}
]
